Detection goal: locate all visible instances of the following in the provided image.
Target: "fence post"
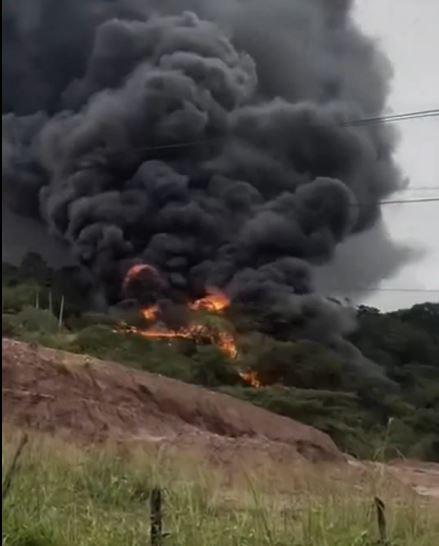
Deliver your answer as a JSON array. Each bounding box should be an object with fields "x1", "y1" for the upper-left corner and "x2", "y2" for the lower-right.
[
  {"x1": 58, "y1": 295, "x2": 65, "y2": 329},
  {"x1": 2, "y1": 433, "x2": 29, "y2": 499},
  {"x1": 150, "y1": 487, "x2": 163, "y2": 546},
  {"x1": 374, "y1": 496, "x2": 387, "y2": 544}
]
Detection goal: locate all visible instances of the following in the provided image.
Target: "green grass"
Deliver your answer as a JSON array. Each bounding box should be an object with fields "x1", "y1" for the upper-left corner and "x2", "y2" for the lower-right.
[{"x1": 2, "y1": 431, "x2": 438, "y2": 546}]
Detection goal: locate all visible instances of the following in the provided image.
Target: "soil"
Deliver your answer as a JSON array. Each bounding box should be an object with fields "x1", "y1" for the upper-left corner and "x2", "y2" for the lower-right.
[
  {"x1": 3, "y1": 337, "x2": 438, "y2": 498},
  {"x1": 2, "y1": 338, "x2": 343, "y2": 466},
  {"x1": 388, "y1": 460, "x2": 439, "y2": 499}
]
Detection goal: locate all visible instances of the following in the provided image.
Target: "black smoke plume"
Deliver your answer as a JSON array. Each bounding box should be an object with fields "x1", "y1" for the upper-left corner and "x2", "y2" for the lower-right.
[{"x1": 2, "y1": 0, "x2": 405, "y2": 363}]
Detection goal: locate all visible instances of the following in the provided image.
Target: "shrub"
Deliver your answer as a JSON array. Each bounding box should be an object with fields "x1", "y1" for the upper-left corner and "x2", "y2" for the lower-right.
[
  {"x1": 2, "y1": 283, "x2": 40, "y2": 313},
  {"x1": 241, "y1": 338, "x2": 344, "y2": 389},
  {"x1": 16, "y1": 307, "x2": 59, "y2": 334},
  {"x1": 191, "y1": 346, "x2": 241, "y2": 387},
  {"x1": 219, "y1": 385, "x2": 384, "y2": 457},
  {"x1": 69, "y1": 325, "x2": 123, "y2": 357},
  {"x1": 2, "y1": 313, "x2": 20, "y2": 337},
  {"x1": 69, "y1": 325, "x2": 196, "y2": 382}
]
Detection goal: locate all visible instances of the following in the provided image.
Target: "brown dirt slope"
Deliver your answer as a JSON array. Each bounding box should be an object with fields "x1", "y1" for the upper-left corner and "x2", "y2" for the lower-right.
[
  {"x1": 2, "y1": 338, "x2": 343, "y2": 464},
  {"x1": 388, "y1": 461, "x2": 439, "y2": 499}
]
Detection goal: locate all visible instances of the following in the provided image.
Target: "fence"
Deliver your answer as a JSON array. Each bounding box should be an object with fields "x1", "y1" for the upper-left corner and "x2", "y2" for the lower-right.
[{"x1": 2, "y1": 435, "x2": 390, "y2": 546}]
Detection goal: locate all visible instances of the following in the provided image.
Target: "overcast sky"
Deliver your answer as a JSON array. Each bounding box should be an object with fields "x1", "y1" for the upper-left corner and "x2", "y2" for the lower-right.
[{"x1": 352, "y1": 0, "x2": 439, "y2": 309}]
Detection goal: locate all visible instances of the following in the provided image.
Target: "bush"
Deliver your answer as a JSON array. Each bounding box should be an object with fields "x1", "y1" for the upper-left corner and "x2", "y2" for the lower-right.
[
  {"x1": 2, "y1": 283, "x2": 40, "y2": 313},
  {"x1": 408, "y1": 434, "x2": 439, "y2": 461},
  {"x1": 219, "y1": 385, "x2": 379, "y2": 457},
  {"x1": 18, "y1": 307, "x2": 60, "y2": 333},
  {"x1": 191, "y1": 346, "x2": 241, "y2": 387},
  {"x1": 2, "y1": 313, "x2": 20, "y2": 337},
  {"x1": 69, "y1": 325, "x2": 124, "y2": 357},
  {"x1": 65, "y1": 312, "x2": 119, "y2": 330},
  {"x1": 69, "y1": 325, "x2": 196, "y2": 382},
  {"x1": 241, "y1": 338, "x2": 344, "y2": 389}
]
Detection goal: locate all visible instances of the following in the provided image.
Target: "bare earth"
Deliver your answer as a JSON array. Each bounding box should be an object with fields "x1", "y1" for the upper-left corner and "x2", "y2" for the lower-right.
[
  {"x1": 2, "y1": 338, "x2": 342, "y2": 465},
  {"x1": 388, "y1": 461, "x2": 439, "y2": 499},
  {"x1": 3, "y1": 338, "x2": 438, "y2": 497}
]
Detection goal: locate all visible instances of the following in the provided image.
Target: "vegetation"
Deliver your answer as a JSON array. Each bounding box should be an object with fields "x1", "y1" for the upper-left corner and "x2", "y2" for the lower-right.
[
  {"x1": 2, "y1": 431, "x2": 438, "y2": 546},
  {"x1": 2, "y1": 254, "x2": 439, "y2": 460}
]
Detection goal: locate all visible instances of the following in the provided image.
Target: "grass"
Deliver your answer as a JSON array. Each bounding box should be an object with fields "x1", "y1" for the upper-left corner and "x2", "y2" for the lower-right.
[{"x1": 2, "y1": 429, "x2": 438, "y2": 546}]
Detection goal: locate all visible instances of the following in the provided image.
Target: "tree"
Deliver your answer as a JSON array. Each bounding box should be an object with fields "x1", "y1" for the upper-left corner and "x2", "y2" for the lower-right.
[
  {"x1": 19, "y1": 252, "x2": 51, "y2": 285},
  {"x1": 246, "y1": 338, "x2": 344, "y2": 389}
]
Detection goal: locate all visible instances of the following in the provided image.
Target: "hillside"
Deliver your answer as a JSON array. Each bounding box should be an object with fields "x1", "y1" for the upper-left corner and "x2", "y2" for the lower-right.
[
  {"x1": 2, "y1": 338, "x2": 342, "y2": 464},
  {"x1": 4, "y1": 337, "x2": 439, "y2": 498},
  {"x1": 3, "y1": 285, "x2": 439, "y2": 546},
  {"x1": 3, "y1": 255, "x2": 439, "y2": 460}
]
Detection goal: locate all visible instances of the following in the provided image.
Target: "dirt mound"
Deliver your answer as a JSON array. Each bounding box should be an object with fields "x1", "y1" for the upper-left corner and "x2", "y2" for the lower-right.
[
  {"x1": 388, "y1": 461, "x2": 439, "y2": 499},
  {"x1": 2, "y1": 338, "x2": 343, "y2": 464}
]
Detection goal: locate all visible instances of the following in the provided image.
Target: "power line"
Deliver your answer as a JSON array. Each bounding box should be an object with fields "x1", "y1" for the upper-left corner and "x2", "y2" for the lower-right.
[
  {"x1": 93, "y1": 109, "x2": 439, "y2": 156},
  {"x1": 372, "y1": 197, "x2": 439, "y2": 206},
  {"x1": 343, "y1": 197, "x2": 439, "y2": 208},
  {"x1": 7, "y1": 107, "x2": 439, "y2": 166},
  {"x1": 341, "y1": 108, "x2": 439, "y2": 126},
  {"x1": 326, "y1": 287, "x2": 439, "y2": 293},
  {"x1": 109, "y1": 138, "x2": 217, "y2": 156},
  {"x1": 368, "y1": 108, "x2": 439, "y2": 119}
]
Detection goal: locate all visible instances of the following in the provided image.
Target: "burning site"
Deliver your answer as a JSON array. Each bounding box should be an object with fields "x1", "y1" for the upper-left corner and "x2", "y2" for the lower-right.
[
  {"x1": 3, "y1": 0, "x2": 409, "y2": 388},
  {"x1": 118, "y1": 262, "x2": 253, "y2": 381},
  {"x1": 3, "y1": 6, "x2": 439, "y2": 538}
]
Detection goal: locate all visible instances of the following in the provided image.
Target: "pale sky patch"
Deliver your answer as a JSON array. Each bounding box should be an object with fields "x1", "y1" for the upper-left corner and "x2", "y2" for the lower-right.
[{"x1": 353, "y1": 0, "x2": 439, "y2": 309}]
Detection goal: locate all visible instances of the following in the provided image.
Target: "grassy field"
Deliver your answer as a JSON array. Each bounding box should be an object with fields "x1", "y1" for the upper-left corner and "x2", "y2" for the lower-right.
[{"x1": 2, "y1": 430, "x2": 438, "y2": 546}]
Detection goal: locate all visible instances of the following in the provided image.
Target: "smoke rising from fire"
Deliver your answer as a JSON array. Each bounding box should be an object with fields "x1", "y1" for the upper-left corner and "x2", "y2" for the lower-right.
[{"x1": 3, "y1": 0, "x2": 405, "y2": 353}]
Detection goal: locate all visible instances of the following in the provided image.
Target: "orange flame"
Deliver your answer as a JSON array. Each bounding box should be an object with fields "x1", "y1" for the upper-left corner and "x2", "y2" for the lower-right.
[
  {"x1": 217, "y1": 331, "x2": 238, "y2": 359},
  {"x1": 239, "y1": 370, "x2": 263, "y2": 389},
  {"x1": 189, "y1": 288, "x2": 230, "y2": 313},
  {"x1": 114, "y1": 283, "x2": 262, "y2": 388},
  {"x1": 133, "y1": 325, "x2": 203, "y2": 341},
  {"x1": 116, "y1": 321, "x2": 238, "y2": 359},
  {"x1": 115, "y1": 322, "x2": 262, "y2": 386},
  {"x1": 123, "y1": 263, "x2": 161, "y2": 292},
  {"x1": 140, "y1": 305, "x2": 159, "y2": 322}
]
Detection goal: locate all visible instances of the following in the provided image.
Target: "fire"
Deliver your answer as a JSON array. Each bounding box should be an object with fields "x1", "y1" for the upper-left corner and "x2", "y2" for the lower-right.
[
  {"x1": 140, "y1": 305, "x2": 159, "y2": 322},
  {"x1": 136, "y1": 328, "x2": 192, "y2": 340},
  {"x1": 123, "y1": 263, "x2": 162, "y2": 292},
  {"x1": 217, "y1": 331, "x2": 238, "y2": 359},
  {"x1": 189, "y1": 288, "x2": 230, "y2": 313},
  {"x1": 132, "y1": 325, "x2": 203, "y2": 341},
  {"x1": 119, "y1": 322, "x2": 238, "y2": 359},
  {"x1": 116, "y1": 320, "x2": 262, "y2": 386},
  {"x1": 239, "y1": 370, "x2": 263, "y2": 389},
  {"x1": 115, "y1": 280, "x2": 263, "y2": 388}
]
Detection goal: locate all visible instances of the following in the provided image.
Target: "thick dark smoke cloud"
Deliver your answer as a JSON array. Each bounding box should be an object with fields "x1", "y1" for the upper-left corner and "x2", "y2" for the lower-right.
[
  {"x1": 314, "y1": 219, "x2": 419, "y2": 302},
  {"x1": 3, "y1": 0, "x2": 406, "y2": 357}
]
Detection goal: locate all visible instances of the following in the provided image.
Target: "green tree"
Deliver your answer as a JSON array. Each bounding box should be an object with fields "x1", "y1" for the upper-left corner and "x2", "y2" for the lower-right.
[{"x1": 245, "y1": 338, "x2": 344, "y2": 389}]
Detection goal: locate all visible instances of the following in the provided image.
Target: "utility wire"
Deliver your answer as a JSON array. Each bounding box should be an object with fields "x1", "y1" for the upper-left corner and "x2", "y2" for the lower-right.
[
  {"x1": 8, "y1": 108, "x2": 439, "y2": 164},
  {"x1": 341, "y1": 108, "x2": 439, "y2": 126},
  {"x1": 326, "y1": 287, "x2": 439, "y2": 293},
  {"x1": 367, "y1": 197, "x2": 439, "y2": 206},
  {"x1": 326, "y1": 197, "x2": 439, "y2": 209},
  {"x1": 95, "y1": 109, "x2": 439, "y2": 156}
]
